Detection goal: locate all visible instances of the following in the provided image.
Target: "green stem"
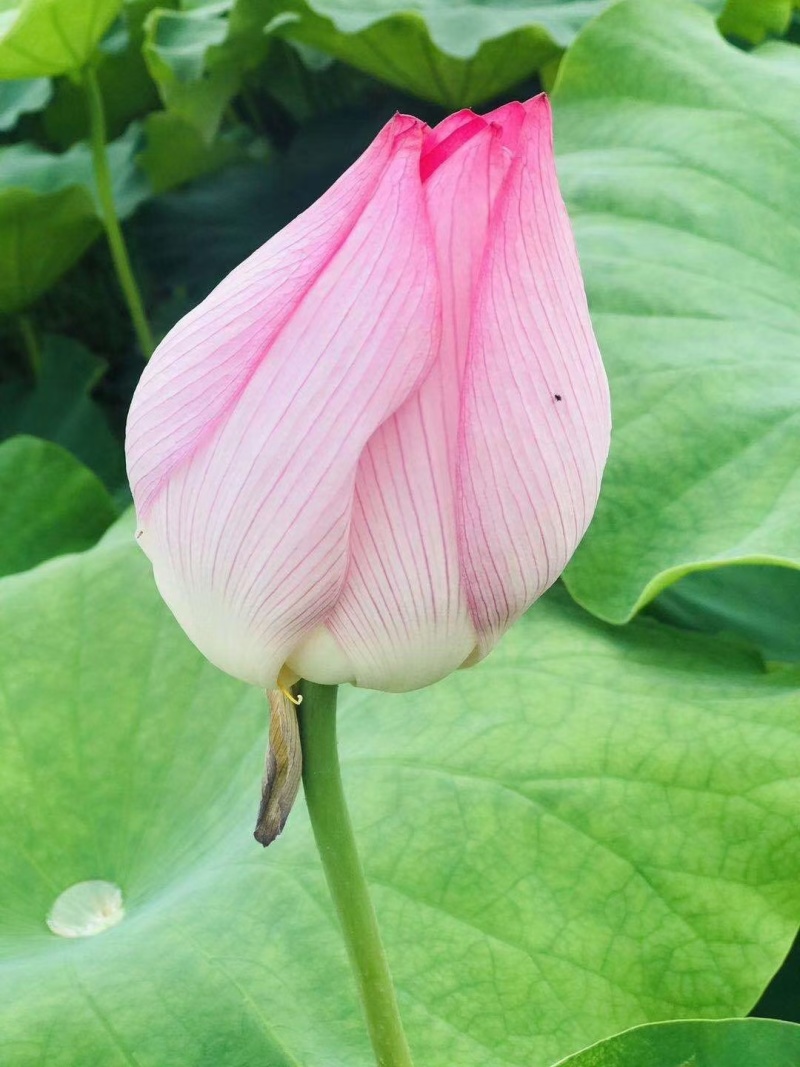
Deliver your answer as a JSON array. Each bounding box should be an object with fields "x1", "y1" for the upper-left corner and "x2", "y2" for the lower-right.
[
  {"x1": 83, "y1": 65, "x2": 155, "y2": 359},
  {"x1": 298, "y1": 683, "x2": 414, "y2": 1067},
  {"x1": 18, "y1": 314, "x2": 40, "y2": 377}
]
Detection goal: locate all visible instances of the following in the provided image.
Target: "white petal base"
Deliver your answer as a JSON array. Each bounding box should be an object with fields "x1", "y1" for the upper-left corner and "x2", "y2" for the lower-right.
[
  {"x1": 286, "y1": 626, "x2": 357, "y2": 687},
  {"x1": 289, "y1": 619, "x2": 478, "y2": 694}
]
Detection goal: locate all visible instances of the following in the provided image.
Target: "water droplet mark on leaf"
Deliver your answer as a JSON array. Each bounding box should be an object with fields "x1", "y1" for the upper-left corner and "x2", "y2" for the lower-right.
[{"x1": 46, "y1": 880, "x2": 125, "y2": 938}]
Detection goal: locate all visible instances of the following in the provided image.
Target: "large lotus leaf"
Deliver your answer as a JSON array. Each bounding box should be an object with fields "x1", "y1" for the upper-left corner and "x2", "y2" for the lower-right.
[
  {"x1": 0, "y1": 334, "x2": 126, "y2": 490},
  {"x1": 719, "y1": 0, "x2": 795, "y2": 41},
  {"x1": 0, "y1": 77, "x2": 51, "y2": 131},
  {"x1": 0, "y1": 125, "x2": 150, "y2": 313},
  {"x1": 42, "y1": 1, "x2": 162, "y2": 148},
  {"x1": 651, "y1": 565, "x2": 800, "y2": 665},
  {"x1": 0, "y1": 122, "x2": 149, "y2": 217},
  {"x1": 552, "y1": 0, "x2": 800, "y2": 622},
  {"x1": 0, "y1": 0, "x2": 122, "y2": 78},
  {"x1": 554, "y1": 1019, "x2": 800, "y2": 1066},
  {"x1": 143, "y1": 2, "x2": 237, "y2": 141},
  {"x1": 252, "y1": 37, "x2": 375, "y2": 125},
  {"x1": 143, "y1": 0, "x2": 272, "y2": 141},
  {"x1": 1, "y1": 535, "x2": 799, "y2": 1067},
  {"x1": 0, "y1": 435, "x2": 116, "y2": 578},
  {"x1": 141, "y1": 0, "x2": 313, "y2": 141},
  {"x1": 138, "y1": 110, "x2": 248, "y2": 193},
  {"x1": 0, "y1": 182, "x2": 98, "y2": 315},
  {"x1": 267, "y1": 0, "x2": 725, "y2": 107}
]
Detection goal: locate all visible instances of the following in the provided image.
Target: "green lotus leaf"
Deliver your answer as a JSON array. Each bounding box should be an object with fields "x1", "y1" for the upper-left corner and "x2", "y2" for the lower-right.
[
  {"x1": 0, "y1": 0, "x2": 123, "y2": 79},
  {"x1": 0, "y1": 179, "x2": 98, "y2": 315},
  {"x1": 139, "y1": 110, "x2": 249, "y2": 194},
  {"x1": 719, "y1": 0, "x2": 795, "y2": 42},
  {"x1": 553, "y1": 0, "x2": 800, "y2": 622},
  {"x1": 554, "y1": 1018, "x2": 800, "y2": 1066},
  {"x1": 143, "y1": 0, "x2": 270, "y2": 141},
  {"x1": 0, "y1": 124, "x2": 149, "y2": 313},
  {"x1": 0, "y1": 435, "x2": 116, "y2": 578},
  {"x1": 0, "y1": 335, "x2": 126, "y2": 490},
  {"x1": 267, "y1": 0, "x2": 725, "y2": 107},
  {"x1": 42, "y1": 2, "x2": 162, "y2": 149},
  {"x1": 651, "y1": 565, "x2": 800, "y2": 665},
  {"x1": 0, "y1": 533, "x2": 798, "y2": 1065},
  {"x1": 0, "y1": 76, "x2": 51, "y2": 131}
]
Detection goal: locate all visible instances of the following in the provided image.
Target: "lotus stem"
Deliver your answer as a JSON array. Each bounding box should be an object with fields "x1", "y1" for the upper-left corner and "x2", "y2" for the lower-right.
[{"x1": 298, "y1": 682, "x2": 415, "y2": 1067}]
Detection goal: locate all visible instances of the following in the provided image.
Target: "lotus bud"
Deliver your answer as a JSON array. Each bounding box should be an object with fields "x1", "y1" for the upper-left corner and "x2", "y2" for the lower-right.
[{"x1": 126, "y1": 97, "x2": 610, "y2": 699}]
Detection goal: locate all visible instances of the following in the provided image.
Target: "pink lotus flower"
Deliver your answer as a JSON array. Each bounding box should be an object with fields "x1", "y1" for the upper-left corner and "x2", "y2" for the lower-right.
[{"x1": 126, "y1": 96, "x2": 610, "y2": 694}]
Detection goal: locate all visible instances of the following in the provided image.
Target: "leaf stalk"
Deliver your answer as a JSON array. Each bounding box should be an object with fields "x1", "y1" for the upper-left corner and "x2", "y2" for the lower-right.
[
  {"x1": 17, "y1": 314, "x2": 41, "y2": 378},
  {"x1": 83, "y1": 64, "x2": 155, "y2": 359}
]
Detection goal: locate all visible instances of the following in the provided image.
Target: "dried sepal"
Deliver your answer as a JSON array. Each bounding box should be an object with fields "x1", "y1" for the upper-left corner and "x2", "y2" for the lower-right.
[{"x1": 254, "y1": 689, "x2": 302, "y2": 847}]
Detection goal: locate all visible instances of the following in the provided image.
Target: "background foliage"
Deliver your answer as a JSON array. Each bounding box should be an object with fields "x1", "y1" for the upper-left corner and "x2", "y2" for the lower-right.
[{"x1": 1, "y1": 0, "x2": 799, "y2": 1064}]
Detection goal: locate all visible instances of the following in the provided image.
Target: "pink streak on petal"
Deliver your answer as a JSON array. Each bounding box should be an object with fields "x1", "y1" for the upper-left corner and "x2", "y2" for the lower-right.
[
  {"x1": 323, "y1": 123, "x2": 506, "y2": 691},
  {"x1": 422, "y1": 109, "x2": 483, "y2": 155},
  {"x1": 420, "y1": 112, "x2": 487, "y2": 182},
  {"x1": 126, "y1": 114, "x2": 417, "y2": 519},
  {"x1": 133, "y1": 120, "x2": 439, "y2": 688},
  {"x1": 429, "y1": 120, "x2": 513, "y2": 464},
  {"x1": 457, "y1": 95, "x2": 611, "y2": 657}
]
